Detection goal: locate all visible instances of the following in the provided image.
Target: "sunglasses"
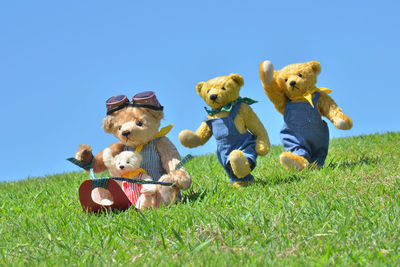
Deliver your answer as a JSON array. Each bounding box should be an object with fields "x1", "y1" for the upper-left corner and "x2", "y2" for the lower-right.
[{"x1": 106, "y1": 91, "x2": 163, "y2": 115}]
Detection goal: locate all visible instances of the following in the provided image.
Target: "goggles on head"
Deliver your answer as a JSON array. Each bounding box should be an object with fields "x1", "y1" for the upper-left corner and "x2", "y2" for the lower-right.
[{"x1": 105, "y1": 91, "x2": 163, "y2": 115}]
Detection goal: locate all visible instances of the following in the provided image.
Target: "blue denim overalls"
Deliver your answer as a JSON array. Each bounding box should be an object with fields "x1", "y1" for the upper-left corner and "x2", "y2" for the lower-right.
[
  {"x1": 280, "y1": 92, "x2": 329, "y2": 166},
  {"x1": 205, "y1": 101, "x2": 257, "y2": 183},
  {"x1": 123, "y1": 139, "x2": 166, "y2": 181}
]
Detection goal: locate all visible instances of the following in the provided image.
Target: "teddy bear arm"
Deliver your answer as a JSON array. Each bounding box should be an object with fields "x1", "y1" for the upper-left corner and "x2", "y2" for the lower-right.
[
  {"x1": 141, "y1": 174, "x2": 157, "y2": 194},
  {"x1": 240, "y1": 104, "x2": 271, "y2": 155},
  {"x1": 179, "y1": 122, "x2": 212, "y2": 148},
  {"x1": 92, "y1": 142, "x2": 124, "y2": 173},
  {"x1": 156, "y1": 137, "x2": 181, "y2": 172},
  {"x1": 195, "y1": 122, "x2": 212, "y2": 144},
  {"x1": 259, "y1": 65, "x2": 286, "y2": 115},
  {"x1": 264, "y1": 84, "x2": 286, "y2": 115},
  {"x1": 317, "y1": 93, "x2": 353, "y2": 130},
  {"x1": 156, "y1": 137, "x2": 192, "y2": 190}
]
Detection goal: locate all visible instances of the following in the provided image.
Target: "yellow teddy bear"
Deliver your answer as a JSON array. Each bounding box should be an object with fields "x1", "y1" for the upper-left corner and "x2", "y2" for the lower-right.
[
  {"x1": 179, "y1": 73, "x2": 270, "y2": 188},
  {"x1": 259, "y1": 60, "x2": 353, "y2": 171}
]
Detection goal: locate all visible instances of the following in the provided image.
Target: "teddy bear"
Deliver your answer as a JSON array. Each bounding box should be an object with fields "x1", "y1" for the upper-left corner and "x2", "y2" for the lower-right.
[
  {"x1": 102, "y1": 148, "x2": 156, "y2": 210},
  {"x1": 179, "y1": 73, "x2": 270, "y2": 188},
  {"x1": 259, "y1": 60, "x2": 353, "y2": 170},
  {"x1": 75, "y1": 91, "x2": 191, "y2": 210}
]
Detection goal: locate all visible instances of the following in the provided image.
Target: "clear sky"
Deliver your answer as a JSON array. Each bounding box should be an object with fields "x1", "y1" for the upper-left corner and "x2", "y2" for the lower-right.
[{"x1": 1, "y1": 0, "x2": 399, "y2": 181}]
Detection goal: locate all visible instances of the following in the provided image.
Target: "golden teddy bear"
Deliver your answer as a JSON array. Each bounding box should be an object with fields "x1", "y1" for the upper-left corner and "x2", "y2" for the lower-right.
[
  {"x1": 179, "y1": 73, "x2": 270, "y2": 188},
  {"x1": 259, "y1": 60, "x2": 353, "y2": 170},
  {"x1": 75, "y1": 91, "x2": 191, "y2": 211}
]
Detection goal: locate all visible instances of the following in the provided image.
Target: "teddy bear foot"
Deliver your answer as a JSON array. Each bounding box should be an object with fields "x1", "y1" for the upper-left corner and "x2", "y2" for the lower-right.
[
  {"x1": 229, "y1": 150, "x2": 251, "y2": 178},
  {"x1": 232, "y1": 180, "x2": 254, "y2": 188},
  {"x1": 280, "y1": 152, "x2": 309, "y2": 171}
]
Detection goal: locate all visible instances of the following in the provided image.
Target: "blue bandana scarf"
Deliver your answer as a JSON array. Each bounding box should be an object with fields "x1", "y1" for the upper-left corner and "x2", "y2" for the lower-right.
[{"x1": 204, "y1": 97, "x2": 258, "y2": 115}]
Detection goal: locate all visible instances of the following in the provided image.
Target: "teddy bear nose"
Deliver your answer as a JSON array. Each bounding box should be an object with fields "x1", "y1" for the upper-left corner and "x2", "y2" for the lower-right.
[
  {"x1": 119, "y1": 165, "x2": 125, "y2": 169},
  {"x1": 122, "y1": 130, "x2": 131, "y2": 137},
  {"x1": 289, "y1": 81, "x2": 296, "y2": 86},
  {"x1": 210, "y1": 94, "x2": 218, "y2": 101}
]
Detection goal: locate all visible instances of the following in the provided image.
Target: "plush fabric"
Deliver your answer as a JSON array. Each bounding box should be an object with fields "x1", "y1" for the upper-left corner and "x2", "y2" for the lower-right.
[
  {"x1": 75, "y1": 98, "x2": 191, "y2": 209},
  {"x1": 179, "y1": 73, "x2": 270, "y2": 187},
  {"x1": 259, "y1": 60, "x2": 353, "y2": 170}
]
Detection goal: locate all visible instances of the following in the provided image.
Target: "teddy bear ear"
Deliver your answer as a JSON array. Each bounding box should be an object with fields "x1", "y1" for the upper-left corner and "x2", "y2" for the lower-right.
[
  {"x1": 230, "y1": 73, "x2": 244, "y2": 86},
  {"x1": 196, "y1": 82, "x2": 205, "y2": 95},
  {"x1": 102, "y1": 116, "x2": 114, "y2": 133},
  {"x1": 308, "y1": 61, "x2": 321, "y2": 74}
]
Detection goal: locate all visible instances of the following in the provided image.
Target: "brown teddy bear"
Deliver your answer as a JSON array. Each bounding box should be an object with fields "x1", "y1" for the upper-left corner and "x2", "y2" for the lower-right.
[
  {"x1": 259, "y1": 60, "x2": 353, "y2": 170},
  {"x1": 179, "y1": 73, "x2": 270, "y2": 188},
  {"x1": 75, "y1": 91, "x2": 191, "y2": 210}
]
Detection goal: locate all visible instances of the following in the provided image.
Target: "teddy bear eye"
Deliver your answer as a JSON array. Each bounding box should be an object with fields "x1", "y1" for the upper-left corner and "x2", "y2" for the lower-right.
[
  {"x1": 136, "y1": 121, "x2": 143, "y2": 127},
  {"x1": 221, "y1": 87, "x2": 226, "y2": 90},
  {"x1": 285, "y1": 78, "x2": 288, "y2": 82},
  {"x1": 298, "y1": 73, "x2": 302, "y2": 77},
  {"x1": 207, "y1": 90, "x2": 210, "y2": 93},
  {"x1": 118, "y1": 126, "x2": 122, "y2": 130}
]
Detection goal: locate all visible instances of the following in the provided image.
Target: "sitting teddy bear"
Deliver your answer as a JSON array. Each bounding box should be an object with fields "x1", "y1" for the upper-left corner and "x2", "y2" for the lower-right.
[
  {"x1": 75, "y1": 91, "x2": 191, "y2": 209},
  {"x1": 102, "y1": 148, "x2": 156, "y2": 209},
  {"x1": 259, "y1": 60, "x2": 353, "y2": 170},
  {"x1": 179, "y1": 73, "x2": 270, "y2": 188}
]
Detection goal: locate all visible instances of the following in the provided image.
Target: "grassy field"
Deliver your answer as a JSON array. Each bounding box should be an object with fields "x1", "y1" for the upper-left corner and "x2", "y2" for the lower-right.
[{"x1": 0, "y1": 132, "x2": 399, "y2": 266}]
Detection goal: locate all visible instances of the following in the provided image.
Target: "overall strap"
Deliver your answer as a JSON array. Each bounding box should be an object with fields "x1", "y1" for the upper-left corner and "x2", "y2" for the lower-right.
[
  {"x1": 313, "y1": 91, "x2": 321, "y2": 107},
  {"x1": 229, "y1": 101, "x2": 242, "y2": 119}
]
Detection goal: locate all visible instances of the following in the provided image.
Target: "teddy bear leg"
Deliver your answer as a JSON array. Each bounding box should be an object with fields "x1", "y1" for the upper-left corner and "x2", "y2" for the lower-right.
[
  {"x1": 136, "y1": 194, "x2": 153, "y2": 210},
  {"x1": 228, "y1": 150, "x2": 252, "y2": 178},
  {"x1": 280, "y1": 151, "x2": 310, "y2": 171},
  {"x1": 155, "y1": 182, "x2": 179, "y2": 206}
]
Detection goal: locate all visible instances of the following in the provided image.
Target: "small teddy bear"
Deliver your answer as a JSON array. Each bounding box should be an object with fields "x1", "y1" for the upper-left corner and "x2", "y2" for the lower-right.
[
  {"x1": 259, "y1": 60, "x2": 353, "y2": 170},
  {"x1": 103, "y1": 148, "x2": 156, "y2": 209},
  {"x1": 179, "y1": 73, "x2": 270, "y2": 188}
]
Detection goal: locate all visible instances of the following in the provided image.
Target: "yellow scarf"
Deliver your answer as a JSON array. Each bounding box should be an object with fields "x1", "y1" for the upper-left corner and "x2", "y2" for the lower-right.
[
  {"x1": 134, "y1": 124, "x2": 174, "y2": 153},
  {"x1": 290, "y1": 87, "x2": 332, "y2": 108},
  {"x1": 122, "y1": 168, "x2": 147, "y2": 179}
]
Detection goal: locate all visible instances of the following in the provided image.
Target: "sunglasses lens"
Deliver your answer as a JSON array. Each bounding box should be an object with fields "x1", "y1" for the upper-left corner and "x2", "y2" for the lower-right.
[
  {"x1": 132, "y1": 91, "x2": 162, "y2": 110},
  {"x1": 106, "y1": 95, "x2": 128, "y2": 112},
  {"x1": 106, "y1": 95, "x2": 126, "y2": 104},
  {"x1": 133, "y1": 91, "x2": 154, "y2": 100}
]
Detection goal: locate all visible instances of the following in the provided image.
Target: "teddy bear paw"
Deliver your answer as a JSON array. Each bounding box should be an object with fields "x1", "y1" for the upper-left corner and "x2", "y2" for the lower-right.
[
  {"x1": 75, "y1": 144, "x2": 93, "y2": 163},
  {"x1": 259, "y1": 60, "x2": 274, "y2": 84},
  {"x1": 255, "y1": 140, "x2": 270, "y2": 156},
  {"x1": 141, "y1": 183, "x2": 157, "y2": 194},
  {"x1": 178, "y1": 130, "x2": 202, "y2": 148},
  {"x1": 160, "y1": 170, "x2": 191, "y2": 190},
  {"x1": 335, "y1": 117, "x2": 353, "y2": 130}
]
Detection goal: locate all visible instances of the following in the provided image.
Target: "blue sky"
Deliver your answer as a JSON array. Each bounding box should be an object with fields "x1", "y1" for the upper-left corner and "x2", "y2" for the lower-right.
[{"x1": 1, "y1": 0, "x2": 399, "y2": 181}]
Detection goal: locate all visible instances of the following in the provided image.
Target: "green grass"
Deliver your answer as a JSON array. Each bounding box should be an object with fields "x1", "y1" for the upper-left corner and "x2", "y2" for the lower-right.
[{"x1": 1, "y1": 132, "x2": 399, "y2": 266}]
